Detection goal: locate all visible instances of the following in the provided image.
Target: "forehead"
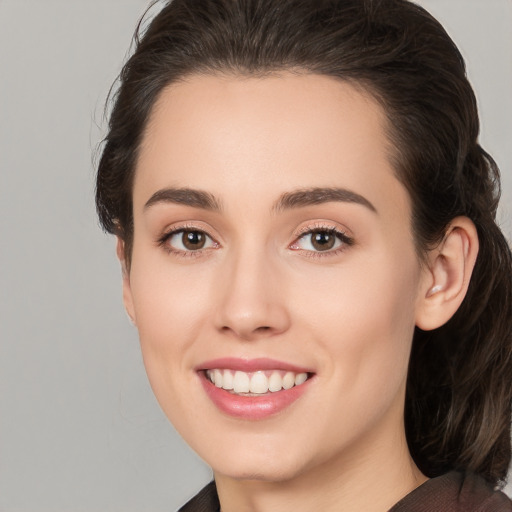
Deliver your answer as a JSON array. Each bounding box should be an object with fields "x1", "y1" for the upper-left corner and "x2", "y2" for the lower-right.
[{"x1": 134, "y1": 72, "x2": 407, "y2": 217}]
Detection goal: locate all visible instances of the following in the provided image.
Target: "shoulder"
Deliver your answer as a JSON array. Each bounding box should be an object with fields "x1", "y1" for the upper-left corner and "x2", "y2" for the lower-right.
[
  {"x1": 389, "y1": 472, "x2": 512, "y2": 512},
  {"x1": 178, "y1": 481, "x2": 219, "y2": 512}
]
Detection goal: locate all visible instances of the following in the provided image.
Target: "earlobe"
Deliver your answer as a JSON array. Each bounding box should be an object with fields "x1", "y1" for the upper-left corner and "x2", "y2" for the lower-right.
[
  {"x1": 116, "y1": 237, "x2": 137, "y2": 326},
  {"x1": 415, "y1": 217, "x2": 479, "y2": 331}
]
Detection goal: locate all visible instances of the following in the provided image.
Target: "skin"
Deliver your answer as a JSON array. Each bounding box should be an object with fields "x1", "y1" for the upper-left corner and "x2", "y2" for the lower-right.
[{"x1": 119, "y1": 73, "x2": 478, "y2": 512}]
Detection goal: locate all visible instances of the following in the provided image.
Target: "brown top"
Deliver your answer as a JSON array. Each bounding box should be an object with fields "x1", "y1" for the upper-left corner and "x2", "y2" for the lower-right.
[
  {"x1": 178, "y1": 472, "x2": 512, "y2": 512},
  {"x1": 389, "y1": 472, "x2": 512, "y2": 512},
  {"x1": 178, "y1": 481, "x2": 219, "y2": 512}
]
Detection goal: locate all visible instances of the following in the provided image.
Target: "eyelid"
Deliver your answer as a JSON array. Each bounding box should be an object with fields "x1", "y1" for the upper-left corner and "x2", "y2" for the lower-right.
[
  {"x1": 157, "y1": 222, "x2": 221, "y2": 256},
  {"x1": 294, "y1": 220, "x2": 353, "y2": 239},
  {"x1": 289, "y1": 221, "x2": 354, "y2": 255},
  {"x1": 156, "y1": 220, "x2": 353, "y2": 258}
]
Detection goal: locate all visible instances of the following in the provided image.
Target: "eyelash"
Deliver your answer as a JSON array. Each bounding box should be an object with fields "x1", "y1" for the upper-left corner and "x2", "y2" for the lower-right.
[
  {"x1": 290, "y1": 225, "x2": 354, "y2": 258},
  {"x1": 157, "y1": 223, "x2": 219, "y2": 259},
  {"x1": 157, "y1": 223, "x2": 354, "y2": 259}
]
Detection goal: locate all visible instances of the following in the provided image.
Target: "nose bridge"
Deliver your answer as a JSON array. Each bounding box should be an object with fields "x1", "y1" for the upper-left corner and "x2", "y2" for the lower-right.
[{"x1": 215, "y1": 241, "x2": 290, "y2": 340}]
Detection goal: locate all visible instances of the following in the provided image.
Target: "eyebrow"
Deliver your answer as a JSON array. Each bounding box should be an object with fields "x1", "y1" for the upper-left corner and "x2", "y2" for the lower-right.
[
  {"x1": 272, "y1": 187, "x2": 377, "y2": 214},
  {"x1": 143, "y1": 186, "x2": 377, "y2": 215},
  {"x1": 144, "y1": 187, "x2": 222, "y2": 211}
]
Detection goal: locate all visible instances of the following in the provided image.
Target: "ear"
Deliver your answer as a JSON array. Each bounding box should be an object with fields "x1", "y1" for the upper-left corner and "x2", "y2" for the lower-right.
[
  {"x1": 415, "y1": 217, "x2": 479, "y2": 331},
  {"x1": 116, "y1": 237, "x2": 137, "y2": 326}
]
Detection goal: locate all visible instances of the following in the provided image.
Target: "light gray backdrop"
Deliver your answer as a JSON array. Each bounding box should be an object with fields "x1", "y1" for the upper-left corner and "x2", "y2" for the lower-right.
[{"x1": 0, "y1": 1, "x2": 510, "y2": 511}]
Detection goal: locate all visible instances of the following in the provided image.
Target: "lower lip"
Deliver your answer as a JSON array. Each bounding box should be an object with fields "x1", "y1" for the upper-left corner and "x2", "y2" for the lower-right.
[{"x1": 199, "y1": 372, "x2": 311, "y2": 420}]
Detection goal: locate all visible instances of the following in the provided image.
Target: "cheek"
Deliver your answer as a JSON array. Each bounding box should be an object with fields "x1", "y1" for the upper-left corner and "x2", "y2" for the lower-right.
[
  {"x1": 127, "y1": 256, "x2": 218, "y2": 437},
  {"x1": 296, "y1": 249, "x2": 420, "y2": 392},
  {"x1": 282, "y1": 251, "x2": 421, "y2": 456},
  {"x1": 127, "y1": 249, "x2": 214, "y2": 385}
]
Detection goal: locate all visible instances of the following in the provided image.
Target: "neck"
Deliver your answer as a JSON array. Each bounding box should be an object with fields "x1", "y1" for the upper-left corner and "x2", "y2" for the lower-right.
[{"x1": 214, "y1": 426, "x2": 427, "y2": 512}]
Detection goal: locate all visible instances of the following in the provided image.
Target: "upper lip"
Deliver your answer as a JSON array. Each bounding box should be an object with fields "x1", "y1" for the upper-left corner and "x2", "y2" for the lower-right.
[{"x1": 196, "y1": 357, "x2": 313, "y2": 374}]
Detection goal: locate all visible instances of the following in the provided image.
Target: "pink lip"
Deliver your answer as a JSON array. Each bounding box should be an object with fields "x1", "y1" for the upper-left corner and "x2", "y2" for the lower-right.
[
  {"x1": 197, "y1": 358, "x2": 314, "y2": 420},
  {"x1": 197, "y1": 357, "x2": 312, "y2": 374}
]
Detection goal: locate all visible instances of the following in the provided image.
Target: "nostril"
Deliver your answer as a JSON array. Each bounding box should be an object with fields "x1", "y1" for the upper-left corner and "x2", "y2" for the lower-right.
[{"x1": 220, "y1": 324, "x2": 272, "y2": 338}]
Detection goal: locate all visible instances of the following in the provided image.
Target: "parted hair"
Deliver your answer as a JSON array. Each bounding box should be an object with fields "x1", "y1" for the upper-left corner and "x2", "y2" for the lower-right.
[{"x1": 96, "y1": 0, "x2": 512, "y2": 486}]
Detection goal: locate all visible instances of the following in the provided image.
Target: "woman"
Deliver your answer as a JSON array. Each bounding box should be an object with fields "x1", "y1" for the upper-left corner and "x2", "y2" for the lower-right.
[{"x1": 96, "y1": 0, "x2": 512, "y2": 510}]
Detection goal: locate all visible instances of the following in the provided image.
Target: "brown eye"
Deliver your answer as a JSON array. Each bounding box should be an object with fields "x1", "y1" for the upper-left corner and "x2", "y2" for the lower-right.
[
  {"x1": 163, "y1": 229, "x2": 216, "y2": 253},
  {"x1": 310, "y1": 231, "x2": 336, "y2": 251},
  {"x1": 290, "y1": 228, "x2": 352, "y2": 254},
  {"x1": 182, "y1": 230, "x2": 206, "y2": 250}
]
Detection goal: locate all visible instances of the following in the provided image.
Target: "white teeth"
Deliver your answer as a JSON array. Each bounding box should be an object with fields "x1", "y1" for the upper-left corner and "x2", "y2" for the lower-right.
[
  {"x1": 213, "y1": 369, "x2": 223, "y2": 388},
  {"x1": 282, "y1": 372, "x2": 295, "y2": 390},
  {"x1": 222, "y1": 370, "x2": 234, "y2": 390},
  {"x1": 268, "y1": 371, "x2": 283, "y2": 392},
  {"x1": 233, "y1": 371, "x2": 250, "y2": 393},
  {"x1": 295, "y1": 372, "x2": 308, "y2": 386},
  {"x1": 249, "y1": 372, "x2": 268, "y2": 394},
  {"x1": 206, "y1": 369, "x2": 310, "y2": 395}
]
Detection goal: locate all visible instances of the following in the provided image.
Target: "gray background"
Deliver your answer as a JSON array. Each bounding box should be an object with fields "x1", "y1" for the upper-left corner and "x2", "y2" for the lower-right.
[{"x1": 0, "y1": 1, "x2": 510, "y2": 510}]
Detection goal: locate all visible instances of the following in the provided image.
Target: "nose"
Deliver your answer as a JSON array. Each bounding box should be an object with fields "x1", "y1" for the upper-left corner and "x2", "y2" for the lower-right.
[{"x1": 214, "y1": 249, "x2": 291, "y2": 341}]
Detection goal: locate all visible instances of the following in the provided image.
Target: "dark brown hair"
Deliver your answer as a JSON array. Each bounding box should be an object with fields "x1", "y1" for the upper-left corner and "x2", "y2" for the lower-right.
[{"x1": 96, "y1": 0, "x2": 512, "y2": 486}]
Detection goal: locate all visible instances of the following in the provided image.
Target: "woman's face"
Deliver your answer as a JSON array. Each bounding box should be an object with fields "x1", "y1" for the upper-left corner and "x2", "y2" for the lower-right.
[{"x1": 124, "y1": 73, "x2": 429, "y2": 481}]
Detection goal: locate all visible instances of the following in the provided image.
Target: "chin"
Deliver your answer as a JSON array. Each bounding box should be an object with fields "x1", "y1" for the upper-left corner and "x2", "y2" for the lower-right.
[
  {"x1": 201, "y1": 439, "x2": 313, "y2": 483},
  {"x1": 214, "y1": 460, "x2": 305, "y2": 483}
]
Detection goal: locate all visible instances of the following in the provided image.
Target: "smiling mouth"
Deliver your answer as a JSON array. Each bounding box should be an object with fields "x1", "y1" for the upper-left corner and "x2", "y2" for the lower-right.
[{"x1": 204, "y1": 369, "x2": 311, "y2": 395}]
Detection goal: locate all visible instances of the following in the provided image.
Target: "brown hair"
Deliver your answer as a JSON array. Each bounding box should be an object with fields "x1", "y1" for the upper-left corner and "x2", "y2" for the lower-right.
[{"x1": 96, "y1": 0, "x2": 512, "y2": 486}]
